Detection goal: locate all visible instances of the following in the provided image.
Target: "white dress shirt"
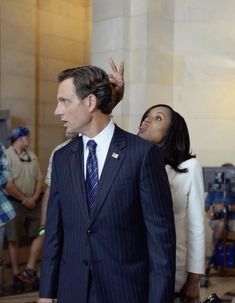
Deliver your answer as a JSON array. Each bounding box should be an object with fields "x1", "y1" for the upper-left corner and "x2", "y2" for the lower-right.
[
  {"x1": 83, "y1": 120, "x2": 115, "y2": 179},
  {"x1": 166, "y1": 158, "x2": 205, "y2": 291}
]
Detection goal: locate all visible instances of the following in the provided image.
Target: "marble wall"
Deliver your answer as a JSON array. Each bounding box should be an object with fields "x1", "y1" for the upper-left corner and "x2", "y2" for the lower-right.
[
  {"x1": 92, "y1": 0, "x2": 235, "y2": 166},
  {"x1": 0, "y1": 0, "x2": 36, "y2": 136},
  {"x1": 0, "y1": 0, "x2": 92, "y2": 173},
  {"x1": 173, "y1": 0, "x2": 235, "y2": 166},
  {"x1": 37, "y1": 0, "x2": 92, "y2": 172},
  {"x1": 1, "y1": 0, "x2": 235, "y2": 172},
  {"x1": 93, "y1": 0, "x2": 174, "y2": 134}
]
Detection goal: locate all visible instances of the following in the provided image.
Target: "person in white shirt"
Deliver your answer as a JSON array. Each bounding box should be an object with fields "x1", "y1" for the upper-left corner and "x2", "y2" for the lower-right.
[{"x1": 138, "y1": 104, "x2": 205, "y2": 303}]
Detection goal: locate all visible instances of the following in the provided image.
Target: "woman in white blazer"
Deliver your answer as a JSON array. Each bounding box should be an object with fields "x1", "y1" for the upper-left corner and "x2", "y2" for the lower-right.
[{"x1": 138, "y1": 104, "x2": 205, "y2": 303}]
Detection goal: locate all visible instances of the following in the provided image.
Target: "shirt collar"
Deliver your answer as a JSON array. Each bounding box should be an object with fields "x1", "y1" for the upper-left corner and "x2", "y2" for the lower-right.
[{"x1": 83, "y1": 120, "x2": 115, "y2": 149}]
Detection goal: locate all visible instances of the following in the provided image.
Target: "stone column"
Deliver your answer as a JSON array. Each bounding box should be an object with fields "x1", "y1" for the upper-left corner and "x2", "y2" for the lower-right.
[{"x1": 92, "y1": 0, "x2": 174, "y2": 134}]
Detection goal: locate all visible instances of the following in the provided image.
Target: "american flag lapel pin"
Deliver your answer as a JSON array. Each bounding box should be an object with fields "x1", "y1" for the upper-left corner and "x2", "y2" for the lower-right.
[{"x1": 112, "y1": 152, "x2": 119, "y2": 159}]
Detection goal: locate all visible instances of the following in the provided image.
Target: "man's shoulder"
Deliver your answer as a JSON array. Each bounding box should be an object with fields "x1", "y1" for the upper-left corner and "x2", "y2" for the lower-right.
[
  {"x1": 53, "y1": 137, "x2": 81, "y2": 157},
  {"x1": 5, "y1": 146, "x2": 14, "y2": 157},
  {"x1": 25, "y1": 149, "x2": 39, "y2": 162},
  {"x1": 114, "y1": 126, "x2": 160, "y2": 159},
  {"x1": 115, "y1": 125, "x2": 152, "y2": 145},
  {"x1": 54, "y1": 139, "x2": 72, "y2": 152}
]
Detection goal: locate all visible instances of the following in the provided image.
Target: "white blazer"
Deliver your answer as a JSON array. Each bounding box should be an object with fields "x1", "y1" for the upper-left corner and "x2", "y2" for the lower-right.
[{"x1": 166, "y1": 158, "x2": 205, "y2": 291}]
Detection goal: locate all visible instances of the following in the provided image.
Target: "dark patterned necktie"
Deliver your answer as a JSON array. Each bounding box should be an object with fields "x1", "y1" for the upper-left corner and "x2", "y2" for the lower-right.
[{"x1": 85, "y1": 140, "x2": 98, "y2": 215}]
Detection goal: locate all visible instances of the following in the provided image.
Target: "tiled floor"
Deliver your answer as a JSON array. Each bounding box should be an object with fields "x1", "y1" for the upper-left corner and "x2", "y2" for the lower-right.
[
  {"x1": 0, "y1": 276, "x2": 235, "y2": 303},
  {"x1": 0, "y1": 291, "x2": 38, "y2": 303},
  {"x1": 200, "y1": 276, "x2": 235, "y2": 301},
  {"x1": 1, "y1": 240, "x2": 235, "y2": 303}
]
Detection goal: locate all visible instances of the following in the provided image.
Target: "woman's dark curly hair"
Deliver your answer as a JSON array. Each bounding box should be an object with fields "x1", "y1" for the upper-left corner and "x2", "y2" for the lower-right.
[{"x1": 140, "y1": 104, "x2": 195, "y2": 173}]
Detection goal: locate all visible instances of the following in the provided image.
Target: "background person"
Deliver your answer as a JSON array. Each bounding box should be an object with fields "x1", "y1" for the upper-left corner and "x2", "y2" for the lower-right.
[
  {"x1": 39, "y1": 65, "x2": 175, "y2": 303},
  {"x1": 138, "y1": 104, "x2": 205, "y2": 303},
  {"x1": 0, "y1": 142, "x2": 16, "y2": 294},
  {"x1": 205, "y1": 164, "x2": 235, "y2": 263},
  {"x1": 4, "y1": 126, "x2": 43, "y2": 292},
  {"x1": 38, "y1": 138, "x2": 73, "y2": 237}
]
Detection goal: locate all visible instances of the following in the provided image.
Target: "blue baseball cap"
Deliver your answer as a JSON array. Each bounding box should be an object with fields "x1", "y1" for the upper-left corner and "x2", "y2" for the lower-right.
[{"x1": 8, "y1": 126, "x2": 30, "y2": 144}]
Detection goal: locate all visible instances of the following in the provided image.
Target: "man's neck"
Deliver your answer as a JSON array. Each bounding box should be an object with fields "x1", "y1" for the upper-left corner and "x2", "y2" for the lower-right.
[
  {"x1": 12, "y1": 142, "x2": 24, "y2": 154},
  {"x1": 84, "y1": 114, "x2": 111, "y2": 138}
]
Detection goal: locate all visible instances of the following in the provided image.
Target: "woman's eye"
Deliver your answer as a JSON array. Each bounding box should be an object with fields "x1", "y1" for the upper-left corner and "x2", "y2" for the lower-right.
[{"x1": 156, "y1": 116, "x2": 162, "y2": 121}]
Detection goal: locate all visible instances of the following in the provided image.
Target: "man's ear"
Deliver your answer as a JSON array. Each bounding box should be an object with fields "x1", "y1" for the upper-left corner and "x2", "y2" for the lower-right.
[{"x1": 86, "y1": 94, "x2": 97, "y2": 112}]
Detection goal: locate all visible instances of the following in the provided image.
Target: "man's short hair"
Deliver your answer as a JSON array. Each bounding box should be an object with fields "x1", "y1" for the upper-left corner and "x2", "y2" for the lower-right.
[{"x1": 58, "y1": 65, "x2": 112, "y2": 114}]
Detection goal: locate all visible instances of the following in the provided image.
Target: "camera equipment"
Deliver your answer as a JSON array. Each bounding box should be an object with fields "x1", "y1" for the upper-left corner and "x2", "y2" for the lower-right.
[{"x1": 201, "y1": 293, "x2": 222, "y2": 303}]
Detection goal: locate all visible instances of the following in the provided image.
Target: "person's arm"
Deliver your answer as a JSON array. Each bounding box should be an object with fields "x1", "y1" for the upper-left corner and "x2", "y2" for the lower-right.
[
  {"x1": 140, "y1": 144, "x2": 176, "y2": 303},
  {"x1": 32, "y1": 178, "x2": 44, "y2": 201},
  {"x1": 20, "y1": 177, "x2": 44, "y2": 210},
  {"x1": 4, "y1": 148, "x2": 30, "y2": 203},
  {"x1": 5, "y1": 180, "x2": 28, "y2": 202},
  {"x1": 39, "y1": 148, "x2": 53, "y2": 228},
  {"x1": 39, "y1": 157, "x2": 62, "y2": 299},
  {"x1": 32, "y1": 157, "x2": 44, "y2": 202},
  {"x1": 213, "y1": 203, "x2": 224, "y2": 213},
  {"x1": 180, "y1": 159, "x2": 205, "y2": 302},
  {"x1": 40, "y1": 186, "x2": 50, "y2": 226},
  {"x1": 205, "y1": 191, "x2": 212, "y2": 213},
  {"x1": 228, "y1": 204, "x2": 235, "y2": 212},
  {"x1": 108, "y1": 58, "x2": 124, "y2": 109}
]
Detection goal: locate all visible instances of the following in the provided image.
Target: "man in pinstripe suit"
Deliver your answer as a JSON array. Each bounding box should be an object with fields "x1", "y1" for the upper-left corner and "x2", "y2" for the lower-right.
[{"x1": 39, "y1": 65, "x2": 176, "y2": 303}]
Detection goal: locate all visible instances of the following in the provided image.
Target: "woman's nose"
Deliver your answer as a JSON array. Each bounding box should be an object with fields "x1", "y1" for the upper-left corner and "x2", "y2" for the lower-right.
[{"x1": 144, "y1": 116, "x2": 150, "y2": 123}]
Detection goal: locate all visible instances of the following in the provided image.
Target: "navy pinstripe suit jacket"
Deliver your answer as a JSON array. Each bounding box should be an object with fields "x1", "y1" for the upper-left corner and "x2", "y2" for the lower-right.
[{"x1": 39, "y1": 126, "x2": 176, "y2": 303}]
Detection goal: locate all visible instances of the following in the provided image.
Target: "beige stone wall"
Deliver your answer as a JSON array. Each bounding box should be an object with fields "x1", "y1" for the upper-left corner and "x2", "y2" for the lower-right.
[
  {"x1": 0, "y1": 0, "x2": 36, "y2": 140},
  {"x1": 37, "y1": 0, "x2": 92, "y2": 173},
  {"x1": 92, "y1": 0, "x2": 174, "y2": 134},
  {"x1": 1, "y1": 0, "x2": 235, "y2": 172},
  {"x1": 173, "y1": 0, "x2": 235, "y2": 166},
  {"x1": 0, "y1": 0, "x2": 92, "y2": 174},
  {"x1": 92, "y1": 0, "x2": 235, "y2": 167}
]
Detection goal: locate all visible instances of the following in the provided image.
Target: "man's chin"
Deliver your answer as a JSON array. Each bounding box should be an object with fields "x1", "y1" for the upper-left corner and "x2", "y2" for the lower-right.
[{"x1": 65, "y1": 130, "x2": 78, "y2": 138}]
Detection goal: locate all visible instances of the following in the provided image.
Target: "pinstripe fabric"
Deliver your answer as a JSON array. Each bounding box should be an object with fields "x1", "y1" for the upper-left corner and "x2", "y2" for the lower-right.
[
  {"x1": 39, "y1": 126, "x2": 176, "y2": 303},
  {"x1": 86, "y1": 140, "x2": 98, "y2": 215}
]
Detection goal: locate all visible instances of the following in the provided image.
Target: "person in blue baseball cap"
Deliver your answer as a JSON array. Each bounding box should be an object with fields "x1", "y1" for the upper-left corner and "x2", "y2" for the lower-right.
[
  {"x1": 8, "y1": 126, "x2": 30, "y2": 144},
  {"x1": 4, "y1": 126, "x2": 43, "y2": 293}
]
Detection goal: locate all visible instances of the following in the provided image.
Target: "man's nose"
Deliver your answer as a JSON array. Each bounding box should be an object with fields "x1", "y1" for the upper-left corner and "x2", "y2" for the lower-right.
[{"x1": 54, "y1": 103, "x2": 63, "y2": 116}]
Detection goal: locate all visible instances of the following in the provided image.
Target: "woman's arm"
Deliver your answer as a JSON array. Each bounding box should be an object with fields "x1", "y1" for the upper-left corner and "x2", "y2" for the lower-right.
[{"x1": 180, "y1": 159, "x2": 205, "y2": 302}]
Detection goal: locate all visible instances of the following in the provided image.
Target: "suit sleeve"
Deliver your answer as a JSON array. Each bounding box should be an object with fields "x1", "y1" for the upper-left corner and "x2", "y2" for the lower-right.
[
  {"x1": 140, "y1": 144, "x2": 176, "y2": 303},
  {"x1": 39, "y1": 156, "x2": 63, "y2": 299}
]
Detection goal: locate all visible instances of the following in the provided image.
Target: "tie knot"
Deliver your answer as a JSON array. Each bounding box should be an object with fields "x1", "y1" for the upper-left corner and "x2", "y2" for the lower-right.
[{"x1": 87, "y1": 140, "x2": 97, "y2": 152}]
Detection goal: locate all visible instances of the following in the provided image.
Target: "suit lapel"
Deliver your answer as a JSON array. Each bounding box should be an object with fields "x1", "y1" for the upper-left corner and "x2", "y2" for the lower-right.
[
  {"x1": 69, "y1": 137, "x2": 89, "y2": 220},
  {"x1": 90, "y1": 126, "x2": 127, "y2": 223}
]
